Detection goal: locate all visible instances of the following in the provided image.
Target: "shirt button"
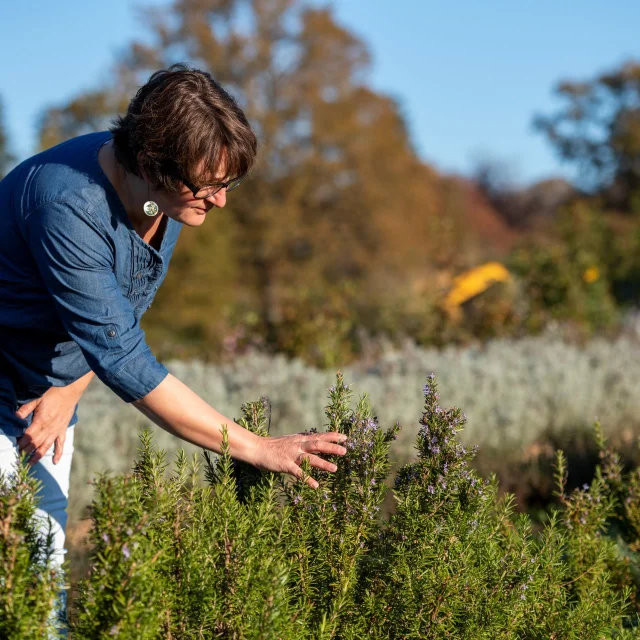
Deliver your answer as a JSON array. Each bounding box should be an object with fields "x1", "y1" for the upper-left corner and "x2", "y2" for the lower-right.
[
  {"x1": 107, "y1": 329, "x2": 116, "y2": 338},
  {"x1": 136, "y1": 273, "x2": 142, "y2": 279}
]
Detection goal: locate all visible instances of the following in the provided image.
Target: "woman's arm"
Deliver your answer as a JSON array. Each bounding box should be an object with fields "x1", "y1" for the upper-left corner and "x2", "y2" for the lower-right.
[
  {"x1": 21, "y1": 202, "x2": 345, "y2": 484},
  {"x1": 133, "y1": 373, "x2": 347, "y2": 488},
  {"x1": 133, "y1": 373, "x2": 261, "y2": 462},
  {"x1": 67, "y1": 369, "x2": 96, "y2": 396}
]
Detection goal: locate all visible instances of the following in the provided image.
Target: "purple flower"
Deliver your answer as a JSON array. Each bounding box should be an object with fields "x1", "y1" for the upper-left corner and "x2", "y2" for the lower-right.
[
  {"x1": 101, "y1": 533, "x2": 110, "y2": 544},
  {"x1": 427, "y1": 485, "x2": 435, "y2": 494},
  {"x1": 122, "y1": 544, "x2": 130, "y2": 560},
  {"x1": 293, "y1": 495, "x2": 302, "y2": 505}
]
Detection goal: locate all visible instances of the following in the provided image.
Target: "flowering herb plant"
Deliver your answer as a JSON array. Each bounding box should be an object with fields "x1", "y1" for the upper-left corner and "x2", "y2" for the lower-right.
[{"x1": 2, "y1": 373, "x2": 640, "y2": 639}]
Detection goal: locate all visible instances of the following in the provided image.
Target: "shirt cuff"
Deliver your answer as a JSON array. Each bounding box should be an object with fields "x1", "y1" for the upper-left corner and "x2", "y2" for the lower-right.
[{"x1": 104, "y1": 350, "x2": 169, "y2": 403}]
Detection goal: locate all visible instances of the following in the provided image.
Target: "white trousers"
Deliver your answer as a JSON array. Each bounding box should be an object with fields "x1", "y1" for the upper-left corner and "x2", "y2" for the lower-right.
[{"x1": 0, "y1": 422, "x2": 75, "y2": 637}]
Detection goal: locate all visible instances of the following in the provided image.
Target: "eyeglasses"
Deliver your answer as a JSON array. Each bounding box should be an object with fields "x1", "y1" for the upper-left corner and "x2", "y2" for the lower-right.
[{"x1": 181, "y1": 175, "x2": 245, "y2": 199}]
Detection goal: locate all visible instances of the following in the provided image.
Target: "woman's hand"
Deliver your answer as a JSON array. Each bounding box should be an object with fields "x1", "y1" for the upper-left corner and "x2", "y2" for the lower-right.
[
  {"x1": 247, "y1": 432, "x2": 348, "y2": 489},
  {"x1": 16, "y1": 371, "x2": 94, "y2": 466}
]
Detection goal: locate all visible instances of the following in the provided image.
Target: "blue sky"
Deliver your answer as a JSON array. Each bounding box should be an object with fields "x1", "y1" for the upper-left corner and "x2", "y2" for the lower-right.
[{"x1": 1, "y1": 1, "x2": 638, "y2": 185}]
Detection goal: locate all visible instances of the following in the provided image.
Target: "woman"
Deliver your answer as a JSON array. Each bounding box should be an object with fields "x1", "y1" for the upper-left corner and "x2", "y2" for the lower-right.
[{"x1": 0, "y1": 64, "x2": 347, "y2": 633}]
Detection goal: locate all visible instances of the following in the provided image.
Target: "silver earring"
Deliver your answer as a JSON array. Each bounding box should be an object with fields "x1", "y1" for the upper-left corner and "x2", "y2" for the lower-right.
[{"x1": 143, "y1": 183, "x2": 159, "y2": 217}]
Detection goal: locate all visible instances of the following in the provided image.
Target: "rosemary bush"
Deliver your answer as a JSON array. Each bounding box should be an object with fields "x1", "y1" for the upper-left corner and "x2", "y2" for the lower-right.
[
  {"x1": 9, "y1": 373, "x2": 640, "y2": 638},
  {"x1": 0, "y1": 460, "x2": 65, "y2": 639}
]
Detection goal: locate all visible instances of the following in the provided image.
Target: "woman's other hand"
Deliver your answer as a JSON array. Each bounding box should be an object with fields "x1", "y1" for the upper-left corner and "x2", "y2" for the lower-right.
[
  {"x1": 247, "y1": 432, "x2": 348, "y2": 489},
  {"x1": 15, "y1": 371, "x2": 95, "y2": 466}
]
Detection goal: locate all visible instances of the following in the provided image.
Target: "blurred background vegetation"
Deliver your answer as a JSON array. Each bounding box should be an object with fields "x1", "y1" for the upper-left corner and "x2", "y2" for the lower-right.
[
  {"x1": 3, "y1": 0, "x2": 640, "y2": 554},
  {"x1": 3, "y1": 1, "x2": 640, "y2": 369}
]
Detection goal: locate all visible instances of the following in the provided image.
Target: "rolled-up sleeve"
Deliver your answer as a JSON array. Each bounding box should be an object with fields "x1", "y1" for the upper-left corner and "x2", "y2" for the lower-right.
[{"x1": 23, "y1": 200, "x2": 168, "y2": 402}]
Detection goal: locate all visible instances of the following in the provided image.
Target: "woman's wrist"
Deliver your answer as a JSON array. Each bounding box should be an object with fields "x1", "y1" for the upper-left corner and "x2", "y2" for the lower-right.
[
  {"x1": 66, "y1": 370, "x2": 95, "y2": 398},
  {"x1": 231, "y1": 430, "x2": 263, "y2": 467}
]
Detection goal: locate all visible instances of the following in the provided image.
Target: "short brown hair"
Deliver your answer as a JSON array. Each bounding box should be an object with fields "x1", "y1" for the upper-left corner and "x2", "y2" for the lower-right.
[{"x1": 110, "y1": 64, "x2": 257, "y2": 193}]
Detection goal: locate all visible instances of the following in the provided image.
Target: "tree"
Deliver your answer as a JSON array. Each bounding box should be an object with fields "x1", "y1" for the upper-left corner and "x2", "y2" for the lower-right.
[
  {"x1": 474, "y1": 157, "x2": 575, "y2": 229},
  {"x1": 534, "y1": 60, "x2": 640, "y2": 211},
  {"x1": 35, "y1": 0, "x2": 485, "y2": 361}
]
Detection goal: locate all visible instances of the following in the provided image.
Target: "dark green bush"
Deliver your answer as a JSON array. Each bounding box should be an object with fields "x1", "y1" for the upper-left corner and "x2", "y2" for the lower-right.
[
  {"x1": 0, "y1": 458, "x2": 66, "y2": 639},
  {"x1": 5, "y1": 374, "x2": 640, "y2": 638}
]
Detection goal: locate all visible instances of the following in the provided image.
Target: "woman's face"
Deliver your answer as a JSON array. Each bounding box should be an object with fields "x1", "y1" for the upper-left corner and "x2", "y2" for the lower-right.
[
  {"x1": 153, "y1": 169, "x2": 228, "y2": 227},
  {"x1": 154, "y1": 183, "x2": 227, "y2": 227}
]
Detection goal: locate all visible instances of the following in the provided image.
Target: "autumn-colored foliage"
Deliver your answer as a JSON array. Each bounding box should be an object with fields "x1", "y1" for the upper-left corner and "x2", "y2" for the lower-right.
[{"x1": 0, "y1": 2, "x2": 637, "y2": 362}]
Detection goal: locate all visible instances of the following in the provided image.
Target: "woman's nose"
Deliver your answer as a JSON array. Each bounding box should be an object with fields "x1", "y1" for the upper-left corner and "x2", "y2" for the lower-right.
[{"x1": 207, "y1": 188, "x2": 226, "y2": 208}]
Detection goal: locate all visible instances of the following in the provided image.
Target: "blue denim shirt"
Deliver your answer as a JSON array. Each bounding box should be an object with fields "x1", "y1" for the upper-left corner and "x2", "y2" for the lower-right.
[{"x1": 0, "y1": 131, "x2": 182, "y2": 429}]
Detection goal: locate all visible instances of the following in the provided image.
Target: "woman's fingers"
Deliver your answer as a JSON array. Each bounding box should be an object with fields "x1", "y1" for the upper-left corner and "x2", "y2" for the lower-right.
[
  {"x1": 17, "y1": 427, "x2": 41, "y2": 455},
  {"x1": 301, "y1": 453, "x2": 338, "y2": 473},
  {"x1": 15, "y1": 399, "x2": 40, "y2": 420},
  {"x1": 301, "y1": 437, "x2": 347, "y2": 457},
  {"x1": 318, "y1": 432, "x2": 348, "y2": 444},
  {"x1": 17, "y1": 420, "x2": 65, "y2": 465},
  {"x1": 52, "y1": 434, "x2": 66, "y2": 465},
  {"x1": 258, "y1": 432, "x2": 349, "y2": 489},
  {"x1": 26, "y1": 437, "x2": 56, "y2": 467},
  {"x1": 287, "y1": 462, "x2": 320, "y2": 489},
  {"x1": 287, "y1": 433, "x2": 348, "y2": 488}
]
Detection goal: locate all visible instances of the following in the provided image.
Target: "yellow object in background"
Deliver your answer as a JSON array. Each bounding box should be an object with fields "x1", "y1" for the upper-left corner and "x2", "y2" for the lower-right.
[
  {"x1": 443, "y1": 262, "x2": 512, "y2": 313},
  {"x1": 583, "y1": 266, "x2": 600, "y2": 283}
]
